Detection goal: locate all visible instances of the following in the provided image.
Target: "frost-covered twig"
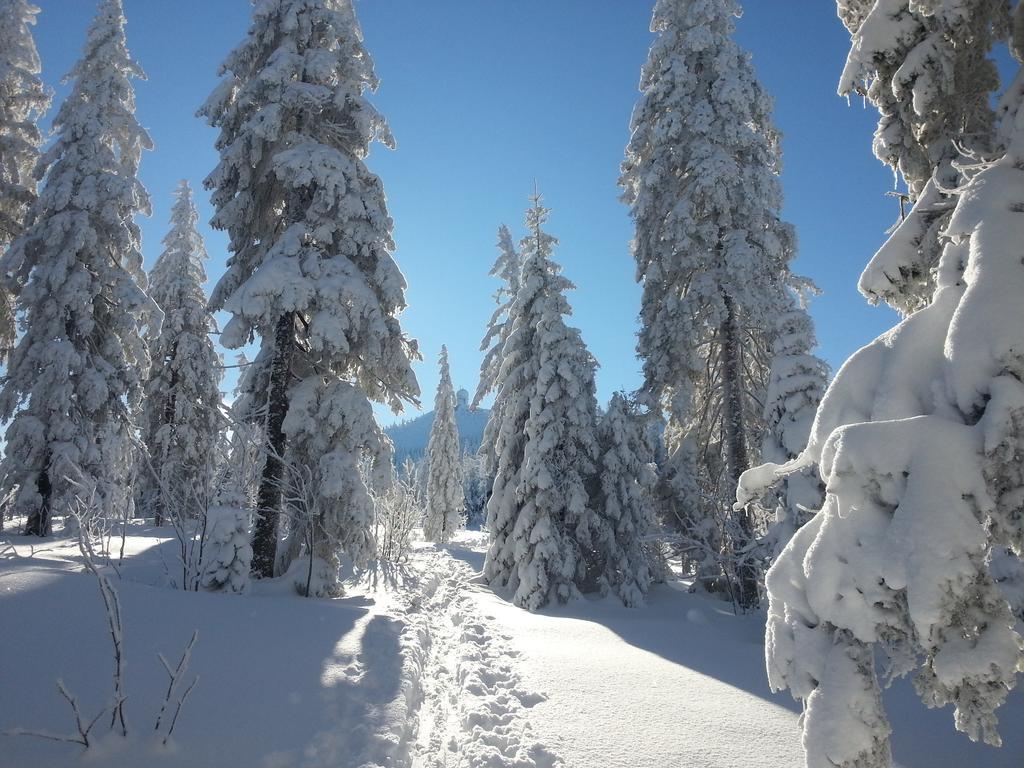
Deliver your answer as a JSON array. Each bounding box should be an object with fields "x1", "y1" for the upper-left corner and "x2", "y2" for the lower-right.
[
  {"x1": 4, "y1": 679, "x2": 107, "y2": 748},
  {"x1": 76, "y1": 518, "x2": 128, "y2": 737},
  {"x1": 118, "y1": 461, "x2": 134, "y2": 567},
  {"x1": 163, "y1": 675, "x2": 198, "y2": 746},
  {"x1": 13, "y1": 489, "x2": 203, "y2": 754},
  {"x1": 4, "y1": 727, "x2": 89, "y2": 747},
  {"x1": 370, "y1": 468, "x2": 420, "y2": 565},
  {"x1": 57, "y1": 679, "x2": 104, "y2": 748},
  {"x1": 154, "y1": 630, "x2": 199, "y2": 740}
]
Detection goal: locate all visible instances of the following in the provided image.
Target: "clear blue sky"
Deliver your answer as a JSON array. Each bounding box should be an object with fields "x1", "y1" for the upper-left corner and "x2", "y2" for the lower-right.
[{"x1": 32, "y1": 1, "x2": 926, "y2": 425}]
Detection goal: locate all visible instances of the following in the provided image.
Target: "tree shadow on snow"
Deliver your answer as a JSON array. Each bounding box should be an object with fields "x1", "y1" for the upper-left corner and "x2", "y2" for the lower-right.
[
  {"x1": 356, "y1": 558, "x2": 420, "y2": 593},
  {"x1": 0, "y1": 560, "x2": 376, "y2": 768},
  {"x1": 444, "y1": 541, "x2": 485, "y2": 572},
  {"x1": 506, "y1": 579, "x2": 1024, "y2": 768},
  {"x1": 297, "y1": 613, "x2": 412, "y2": 767},
  {"x1": 477, "y1": 575, "x2": 801, "y2": 714}
]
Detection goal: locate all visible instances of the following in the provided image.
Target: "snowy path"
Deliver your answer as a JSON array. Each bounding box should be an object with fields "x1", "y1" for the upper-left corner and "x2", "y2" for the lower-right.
[
  {"x1": 406, "y1": 549, "x2": 561, "y2": 768},
  {"x1": 0, "y1": 531, "x2": 560, "y2": 768}
]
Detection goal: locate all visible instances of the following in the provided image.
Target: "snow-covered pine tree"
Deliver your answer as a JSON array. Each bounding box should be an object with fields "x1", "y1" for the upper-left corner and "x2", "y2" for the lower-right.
[
  {"x1": 201, "y1": 505, "x2": 252, "y2": 594},
  {"x1": 474, "y1": 224, "x2": 521, "y2": 474},
  {"x1": 758, "y1": 293, "x2": 828, "y2": 550},
  {"x1": 474, "y1": 225, "x2": 521, "y2": 410},
  {"x1": 201, "y1": 0, "x2": 419, "y2": 578},
  {"x1": 282, "y1": 375, "x2": 393, "y2": 596},
  {"x1": 0, "y1": 0, "x2": 154, "y2": 537},
  {"x1": 483, "y1": 194, "x2": 604, "y2": 611},
  {"x1": 594, "y1": 392, "x2": 657, "y2": 607},
  {"x1": 203, "y1": 374, "x2": 261, "y2": 594},
  {"x1": 424, "y1": 345, "x2": 465, "y2": 544},
  {"x1": 742, "y1": 36, "x2": 1024, "y2": 768},
  {"x1": 0, "y1": 0, "x2": 50, "y2": 365},
  {"x1": 620, "y1": 0, "x2": 804, "y2": 608},
  {"x1": 461, "y1": 451, "x2": 489, "y2": 529},
  {"x1": 838, "y1": 0, "x2": 1010, "y2": 313},
  {"x1": 138, "y1": 180, "x2": 225, "y2": 525},
  {"x1": 215, "y1": 354, "x2": 264, "y2": 511}
]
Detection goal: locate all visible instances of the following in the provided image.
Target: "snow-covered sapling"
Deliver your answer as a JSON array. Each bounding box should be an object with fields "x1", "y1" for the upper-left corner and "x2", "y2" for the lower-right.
[
  {"x1": 475, "y1": 224, "x2": 522, "y2": 474},
  {"x1": 593, "y1": 392, "x2": 657, "y2": 607},
  {"x1": 424, "y1": 346, "x2": 465, "y2": 544},
  {"x1": 138, "y1": 180, "x2": 225, "y2": 527}
]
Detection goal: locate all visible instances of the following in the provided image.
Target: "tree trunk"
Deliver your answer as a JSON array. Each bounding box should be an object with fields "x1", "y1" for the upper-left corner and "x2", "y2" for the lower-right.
[
  {"x1": 251, "y1": 312, "x2": 294, "y2": 578},
  {"x1": 720, "y1": 295, "x2": 758, "y2": 610},
  {"x1": 25, "y1": 456, "x2": 52, "y2": 537},
  {"x1": 155, "y1": 377, "x2": 177, "y2": 528}
]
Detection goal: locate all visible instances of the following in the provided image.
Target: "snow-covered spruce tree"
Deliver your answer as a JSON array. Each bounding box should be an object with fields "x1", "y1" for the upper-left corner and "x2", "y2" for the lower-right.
[
  {"x1": 201, "y1": 505, "x2": 253, "y2": 594},
  {"x1": 202, "y1": 377, "x2": 261, "y2": 594},
  {"x1": 0, "y1": 0, "x2": 154, "y2": 537},
  {"x1": 462, "y1": 451, "x2": 489, "y2": 529},
  {"x1": 474, "y1": 224, "x2": 521, "y2": 410},
  {"x1": 215, "y1": 354, "x2": 265, "y2": 511},
  {"x1": 483, "y1": 194, "x2": 604, "y2": 611},
  {"x1": 0, "y1": 0, "x2": 50, "y2": 366},
  {"x1": 758, "y1": 294, "x2": 828, "y2": 551},
  {"x1": 839, "y1": 0, "x2": 1010, "y2": 313},
  {"x1": 201, "y1": 0, "x2": 419, "y2": 578},
  {"x1": 424, "y1": 345, "x2": 465, "y2": 544},
  {"x1": 739, "y1": 55, "x2": 1024, "y2": 768},
  {"x1": 474, "y1": 224, "x2": 521, "y2": 473},
  {"x1": 620, "y1": 0, "x2": 803, "y2": 608},
  {"x1": 138, "y1": 180, "x2": 225, "y2": 525},
  {"x1": 594, "y1": 392, "x2": 657, "y2": 607},
  {"x1": 282, "y1": 376, "x2": 393, "y2": 596}
]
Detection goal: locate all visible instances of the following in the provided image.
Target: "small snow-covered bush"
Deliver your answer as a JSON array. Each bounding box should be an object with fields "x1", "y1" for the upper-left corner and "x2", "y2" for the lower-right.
[
  {"x1": 201, "y1": 506, "x2": 252, "y2": 594},
  {"x1": 372, "y1": 468, "x2": 421, "y2": 564}
]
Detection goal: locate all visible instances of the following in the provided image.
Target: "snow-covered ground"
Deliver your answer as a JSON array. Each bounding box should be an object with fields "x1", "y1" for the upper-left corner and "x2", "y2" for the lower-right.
[{"x1": 1, "y1": 525, "x2": 1021, "y2": 767}]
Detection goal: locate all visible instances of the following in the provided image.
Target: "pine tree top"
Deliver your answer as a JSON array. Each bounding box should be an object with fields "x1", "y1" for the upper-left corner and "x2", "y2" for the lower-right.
[
  {"x1": 200, "y1": 0, "x2": 420, "y2": 413},
  {"x1": 55, "y1": 0, "x2": 151, "y2": 181}
]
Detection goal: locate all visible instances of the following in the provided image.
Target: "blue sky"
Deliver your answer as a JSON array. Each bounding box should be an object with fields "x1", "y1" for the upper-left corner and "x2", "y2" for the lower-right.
[{"x1": 32, "y1": 1, "x2": 918, "y2": 425}]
